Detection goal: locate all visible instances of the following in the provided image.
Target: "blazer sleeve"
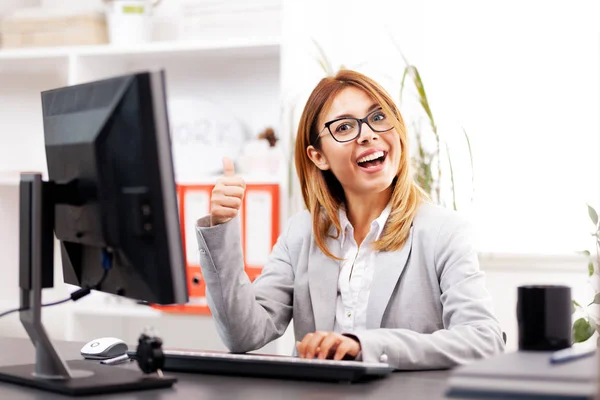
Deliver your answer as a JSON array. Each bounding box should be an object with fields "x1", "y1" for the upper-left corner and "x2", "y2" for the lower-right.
[
  {"x1": 350, "y1": 213, "x2": 505, "y2": 369},
  {"x1": 195, "y1": 216, "x2": 294, "y2": 353}
]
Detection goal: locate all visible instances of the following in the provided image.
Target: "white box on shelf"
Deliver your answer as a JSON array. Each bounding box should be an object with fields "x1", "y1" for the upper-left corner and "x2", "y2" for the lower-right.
[
  {"x1": 105, "y1": 0, "x2": 155, "y2": 46},
  {"x1": 178, "y1": 0, "x2": 281, "y2": 41}
]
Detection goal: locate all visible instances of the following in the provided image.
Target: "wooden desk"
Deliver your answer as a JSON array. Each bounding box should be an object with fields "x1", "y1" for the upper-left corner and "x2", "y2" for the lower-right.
[{"x1": 0, "y1": 337, "x2": 453, "y2": 399}]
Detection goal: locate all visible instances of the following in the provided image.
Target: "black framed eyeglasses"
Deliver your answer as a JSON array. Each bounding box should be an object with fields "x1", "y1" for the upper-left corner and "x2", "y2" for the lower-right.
[{"x1": 312, "y1": 107, "x2": 394, "y2": 145}]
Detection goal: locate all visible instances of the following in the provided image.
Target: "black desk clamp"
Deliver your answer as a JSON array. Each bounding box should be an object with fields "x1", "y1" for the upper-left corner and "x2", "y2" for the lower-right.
[{"x1": 136, "y1": 332, "x2": 165, "y2": 378}]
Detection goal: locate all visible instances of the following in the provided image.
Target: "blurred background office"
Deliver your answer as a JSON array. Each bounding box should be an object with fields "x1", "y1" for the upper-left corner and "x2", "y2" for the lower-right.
[{"x1": 0, "y1": 0, "x2": 598, "y2": 354}]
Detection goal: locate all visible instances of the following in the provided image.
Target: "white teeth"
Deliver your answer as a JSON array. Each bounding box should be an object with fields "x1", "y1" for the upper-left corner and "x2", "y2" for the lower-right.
[{"x1": 357, "y1": 151, "x2": 385, "y2": 164}]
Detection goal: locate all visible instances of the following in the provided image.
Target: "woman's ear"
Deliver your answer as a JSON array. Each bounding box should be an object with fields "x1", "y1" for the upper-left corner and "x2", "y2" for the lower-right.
[{"x1": 306, "y1": 145, "x2": 330, "y2": 171}]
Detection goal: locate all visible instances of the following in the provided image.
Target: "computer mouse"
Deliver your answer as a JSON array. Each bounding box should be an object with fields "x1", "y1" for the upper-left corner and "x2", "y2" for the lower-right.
[{"x1": 80, "y1": 337, "x2": 128, "y2": 360}]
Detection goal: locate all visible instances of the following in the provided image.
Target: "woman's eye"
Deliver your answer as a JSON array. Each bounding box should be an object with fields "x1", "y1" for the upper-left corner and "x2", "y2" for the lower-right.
[
  {"x1": 336, "y1": 123, "x2": 353, "y2": 133},
  {"x1": 371, "y1": 112, "x2": 386, "y2": 122}
]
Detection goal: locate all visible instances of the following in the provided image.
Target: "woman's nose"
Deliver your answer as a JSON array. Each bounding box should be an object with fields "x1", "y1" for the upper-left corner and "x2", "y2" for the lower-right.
[{"x1": 357, "y1": 122, "x2": 378, "y2": 144}]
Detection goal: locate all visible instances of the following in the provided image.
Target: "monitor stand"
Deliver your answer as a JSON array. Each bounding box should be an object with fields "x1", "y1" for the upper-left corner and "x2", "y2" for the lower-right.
[{"x1": 0, "y1": 173, "x2": 176, "y2": 396}]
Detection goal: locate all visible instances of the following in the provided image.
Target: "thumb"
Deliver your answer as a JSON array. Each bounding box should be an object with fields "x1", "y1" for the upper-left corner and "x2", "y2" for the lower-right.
[{"x1": 222, "y1": 157, "x2": 235, "y2": 177}]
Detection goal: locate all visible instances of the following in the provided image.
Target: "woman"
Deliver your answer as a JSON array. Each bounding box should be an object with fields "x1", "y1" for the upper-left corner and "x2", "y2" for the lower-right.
[{"x1": 195, "y1": 70, "x2": 504, "y2": 370}]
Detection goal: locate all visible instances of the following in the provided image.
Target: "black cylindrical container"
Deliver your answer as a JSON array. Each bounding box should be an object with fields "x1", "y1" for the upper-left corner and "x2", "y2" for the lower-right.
[{"x1": 517, "y1": 285, "x2": 572, "y2": 351}]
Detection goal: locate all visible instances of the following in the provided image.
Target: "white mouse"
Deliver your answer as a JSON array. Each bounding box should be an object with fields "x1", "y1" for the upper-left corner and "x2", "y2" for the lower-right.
[{"x1": 80, "y1": 337, "x2": 128, "y2": 360}]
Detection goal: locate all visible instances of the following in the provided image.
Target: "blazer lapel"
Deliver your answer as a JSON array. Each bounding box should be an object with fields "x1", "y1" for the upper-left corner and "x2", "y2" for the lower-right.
[
  {"x1": 308, "y1": 235, "x2": 341, "y2": 332},
  {"x1": 366, "y1": 226, "x2": 414, "y2": 329}
]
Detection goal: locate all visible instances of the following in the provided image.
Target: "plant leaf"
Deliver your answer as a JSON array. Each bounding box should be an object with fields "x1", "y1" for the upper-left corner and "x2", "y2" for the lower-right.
[
  {"x1": 573, "y1": 317, "x2": 594, "y2": 343},
  {"x1": 445, "y1": 142, "x2": 457, "y2": 211},
  {"x1": 462, "y1": 127, "x2": 474, "y2": 205},
  {"x1": 593, "y1": 293, "x2": 600, "y2": 305},
  {"x1": 588, "y1": 204, "x2": 599, "y2": 226},
  {"x1": 580, "y1": 250, "x2": 591, "y2": 256},
  {"x1": 311, "y1": 38, "x2": 334, "y2": 76},
  {"x1": 316, "y1": 59, "x2": 329, "y2": 75},
  {"x1": 589, "y1": 261, "x2": 595, "y2": 277},
  {"x1": 409, "y1": 66, "x2": 437, "y2": 137},
  {"x1": 572, "y1": 299, "x2": 581, "y2": 314},
  {"x1": 590, "y1": 317, "x2": 597, "y2": 332},
  {"x1": 400, "y1": 66, "x2": 410, "y2": 104}
]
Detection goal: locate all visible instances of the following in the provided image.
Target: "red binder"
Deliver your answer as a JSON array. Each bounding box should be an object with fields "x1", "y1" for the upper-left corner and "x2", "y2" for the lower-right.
[{"x1": 152, "y1": 183, "x2": 280, "y2": 315}]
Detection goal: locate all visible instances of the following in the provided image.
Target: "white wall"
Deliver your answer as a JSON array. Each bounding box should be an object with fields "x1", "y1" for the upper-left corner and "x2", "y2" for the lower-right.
[
  {"x1": 283, "y1": 0, "x2": 600, "y2": 254},
  {"x1": 418, "y1": 1, "x2": 600, "y2": 254},
  {"x1": 0, "y1": 185, "x2": 22, "y2": 337}
]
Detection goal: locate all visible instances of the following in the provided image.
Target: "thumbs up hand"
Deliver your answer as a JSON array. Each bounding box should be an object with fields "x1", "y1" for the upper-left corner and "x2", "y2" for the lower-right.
[{"x1": 210, "y1": 157, "x2": 246, "y2": 226}]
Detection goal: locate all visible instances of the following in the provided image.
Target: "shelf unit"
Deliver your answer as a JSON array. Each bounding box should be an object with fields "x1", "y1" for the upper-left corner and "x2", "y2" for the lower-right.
[
  {"x1": 0, "y1": 37, "x2": 283, "y2": 173},
  {"x1": 0, "y1": 36, "x2": 291, "y2": 353},
  {"x1": 0, "y1": 37, "x2": 281, "y2": 68}
]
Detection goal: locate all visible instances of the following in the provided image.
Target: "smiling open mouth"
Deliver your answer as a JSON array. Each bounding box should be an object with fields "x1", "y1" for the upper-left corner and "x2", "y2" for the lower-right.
[{"x1": 357, "y1": 151, "x2": 387, "y2": 168}]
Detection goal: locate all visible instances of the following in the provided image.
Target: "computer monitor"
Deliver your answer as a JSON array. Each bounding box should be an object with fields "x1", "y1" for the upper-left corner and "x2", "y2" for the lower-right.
[
  {"x1": 45, "y1": 70, "x2": 187, "y2": 305},
  {"x1": 0, "y1": 71, "x2": 188, "y2": 395}
]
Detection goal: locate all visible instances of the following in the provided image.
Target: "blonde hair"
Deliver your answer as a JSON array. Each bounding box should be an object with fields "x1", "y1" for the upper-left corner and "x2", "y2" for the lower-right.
[{"x1": 294, "y1": 70, "x2": 425, "y2": 259}]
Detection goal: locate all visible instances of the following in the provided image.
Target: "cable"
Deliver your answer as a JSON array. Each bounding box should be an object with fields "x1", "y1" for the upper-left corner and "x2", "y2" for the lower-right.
[
  {"x1": 0, "y1": 297, "x2": 79, "y2": 319},
  {"x1": 0, "y1": 249, "x2": 113, "y2": 319},
  {"x1": 40, "y1": 297, "x2": 73, "y2": 308},
  {"x1": 0, "y1": 307, "x2": 28, "y2": 319}
]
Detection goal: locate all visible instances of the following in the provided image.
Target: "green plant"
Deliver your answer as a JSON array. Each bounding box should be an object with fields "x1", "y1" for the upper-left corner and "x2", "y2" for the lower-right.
[{"x1": 572, "y1": 204, "x2": 600, "y2": 344}]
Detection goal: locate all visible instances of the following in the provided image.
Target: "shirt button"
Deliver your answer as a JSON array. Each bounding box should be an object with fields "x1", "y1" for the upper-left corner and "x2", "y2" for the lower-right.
[
  {"x1": 199, "y1": 248, "x2": 206, "y2": 254},
  {"x1": 347, "y1": 311, "x2": 352, "y2": 318},
  {"x1": 379, "y1": 354, "x2": 388, "y2": 363}
]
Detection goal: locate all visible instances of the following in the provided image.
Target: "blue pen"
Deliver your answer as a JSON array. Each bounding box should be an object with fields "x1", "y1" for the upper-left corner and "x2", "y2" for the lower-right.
[{"x1": 549, "y1": 345, "x2": 596, "y2": 364}]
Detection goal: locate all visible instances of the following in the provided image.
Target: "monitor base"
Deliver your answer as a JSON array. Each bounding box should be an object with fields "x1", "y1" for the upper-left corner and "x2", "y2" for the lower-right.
[{"x1": 0, "y1": 360, "x2": 176, "y2": 396}]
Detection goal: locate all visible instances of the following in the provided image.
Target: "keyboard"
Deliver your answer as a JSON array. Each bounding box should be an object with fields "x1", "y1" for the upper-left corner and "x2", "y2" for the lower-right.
[{"x1": 127, "y1": 349, "x2": 394, "y2": 383}]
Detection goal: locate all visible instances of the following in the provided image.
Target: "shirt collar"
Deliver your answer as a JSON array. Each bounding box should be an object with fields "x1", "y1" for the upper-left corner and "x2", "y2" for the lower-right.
[
  {"x1": 338, "y1": 202, "x2": 392, "y2": 247},
  {"x1": 338, "y1": 207, "x2": 352, "y2": 247}
]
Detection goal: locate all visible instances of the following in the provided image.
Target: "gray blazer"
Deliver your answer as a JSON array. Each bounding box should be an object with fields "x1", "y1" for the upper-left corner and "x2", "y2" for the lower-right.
[{"x1": 195, "y1": 202, "x2": 505, "y2": 370}]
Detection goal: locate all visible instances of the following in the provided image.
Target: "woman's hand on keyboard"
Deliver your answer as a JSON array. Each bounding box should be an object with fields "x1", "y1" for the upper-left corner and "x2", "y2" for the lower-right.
[
  {"x1": 210, "y1": 157, "x2": 246, "y2": 226},
  {"x1": 296, "y1": 331, "x2": 361, "y2": 361}
]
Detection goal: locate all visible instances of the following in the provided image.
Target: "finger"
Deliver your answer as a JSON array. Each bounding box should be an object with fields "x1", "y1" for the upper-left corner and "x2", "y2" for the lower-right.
[
  {"x1": 212, "y1": 195, "x2": 242, "y2": 210},
  {"x1": 297, "y1": 334, "x2": 312, "y2": 358},
  {"x1": 305, "y1": 332, "x2": 327, "y2": 359},
  {"x1": 220, "y1": 185, "x2": 245, "y2": 200},
  {"x1": 333, "y1": 339, "x2": 357, "y2": 361},
  {"x1": 317, "y1": 334, "x2": 342, "y2": 359},
  {"x1": 210, "y1": 206, "x2": 238, "y2": 221},
  {"x1": 222, "y1": 157, "x2": 235, "y2": 177},
  {"x1": 216, "y1": 176, "x2": 246, "y2": 189}
]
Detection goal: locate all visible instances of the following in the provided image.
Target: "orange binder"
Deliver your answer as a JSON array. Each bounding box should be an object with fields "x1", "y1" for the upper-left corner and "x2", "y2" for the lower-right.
[
  {"x1": 152, "y1": 183, "x2": 280, "y2": 315},
  {"x1": 242, "y1": 184, "x2": 280, "y2": 280}
]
